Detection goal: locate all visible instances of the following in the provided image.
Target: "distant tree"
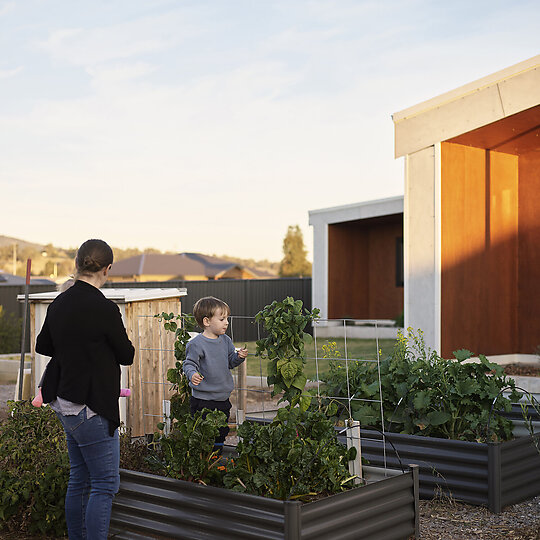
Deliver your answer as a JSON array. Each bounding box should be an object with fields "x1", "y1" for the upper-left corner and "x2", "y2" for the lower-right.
[{"x1": 279, "y1": 225, "x2": 312, "y2": 277}]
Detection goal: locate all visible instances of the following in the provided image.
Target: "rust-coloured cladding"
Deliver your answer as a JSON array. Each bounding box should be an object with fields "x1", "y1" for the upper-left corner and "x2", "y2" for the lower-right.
[
  {"x1": 441, "y1": 142, "x2": 519, "y2": 357},
  {"x1": 518, "y1": 152, "x2": 540, "y2": 353},
  {"x1": 328, "y1": 221, "x2": 369, "y2": 319},
  {"x1": 328, "y1": 215, "x2": 403, "y2": 320}
]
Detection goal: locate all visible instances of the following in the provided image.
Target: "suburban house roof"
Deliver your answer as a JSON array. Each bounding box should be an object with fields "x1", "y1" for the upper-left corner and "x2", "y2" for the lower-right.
[
  {"x1": 393, "y1": 54, "x2": 540, "y2": 157},
  {"x1": 109, "y1": 252, "x2": 275, "y2": 280},
  {"x1": 0, "y1": 271, "x2": 56, "y2": 286}
]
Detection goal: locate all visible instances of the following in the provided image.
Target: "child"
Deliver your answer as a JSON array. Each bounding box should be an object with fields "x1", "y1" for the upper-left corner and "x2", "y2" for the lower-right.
[{"x1": 183, "y1": 296, "x2": 248, "y2": 450}]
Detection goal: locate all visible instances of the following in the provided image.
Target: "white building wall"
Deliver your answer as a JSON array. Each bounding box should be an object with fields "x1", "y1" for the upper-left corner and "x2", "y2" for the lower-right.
[
  {"x1": 311, "y1": 221, "x2": 329, "y2": 319},
  {"x1": 404, "y1": 145, "x2": 441, "y2": 352}
]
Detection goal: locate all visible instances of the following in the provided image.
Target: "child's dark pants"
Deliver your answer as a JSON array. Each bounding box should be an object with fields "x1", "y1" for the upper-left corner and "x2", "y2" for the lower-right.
[{"x1": 190, "y1": 396, "x2": 231, "y2": 450}]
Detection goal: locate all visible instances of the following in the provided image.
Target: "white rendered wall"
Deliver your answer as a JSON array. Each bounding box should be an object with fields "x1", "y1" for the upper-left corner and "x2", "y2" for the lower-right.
[
  {"x1": 404, "y1": 145, "x2": 441, "y2": 352},
  {"x1": 310, "y1": 221, "x2": 328, "y2": 320}
]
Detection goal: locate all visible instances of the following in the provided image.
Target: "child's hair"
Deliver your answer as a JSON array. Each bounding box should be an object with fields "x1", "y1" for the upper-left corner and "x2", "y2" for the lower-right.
[
  {"x1": 193, "y1": 296, "x2": 231, "y2": 327},
  {"x1": 75, "y1": 239, "x2": 114, "y2": 279}
]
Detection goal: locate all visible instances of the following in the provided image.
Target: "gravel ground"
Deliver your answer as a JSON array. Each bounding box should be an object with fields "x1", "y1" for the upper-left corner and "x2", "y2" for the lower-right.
[
  {"x1": 1, "y1": 382, "x2": 540, "y2": 539},
  {"x1": 418, "y1": 496, "x2": 540, "y2": 539}
]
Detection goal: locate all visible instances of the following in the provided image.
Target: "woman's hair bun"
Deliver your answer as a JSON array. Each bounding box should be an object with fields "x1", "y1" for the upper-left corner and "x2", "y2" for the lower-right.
[{"x1": 75, "y1": 239, "x2": 113, "y2": 277}]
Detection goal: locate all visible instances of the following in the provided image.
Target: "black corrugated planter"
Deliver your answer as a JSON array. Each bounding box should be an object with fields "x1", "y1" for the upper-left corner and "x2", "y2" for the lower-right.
[
  {"x1": 110, "y1": 465, "x2": 419, "y2": 540},
  {"x1": 359, "y1": 429, "x2": 540, "y2": 513}
]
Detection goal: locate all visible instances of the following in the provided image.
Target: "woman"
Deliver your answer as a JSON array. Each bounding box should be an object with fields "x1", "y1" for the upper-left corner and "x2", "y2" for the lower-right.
[{"x1": 36, "y1": 239, "x2": 135, "y2": 540}]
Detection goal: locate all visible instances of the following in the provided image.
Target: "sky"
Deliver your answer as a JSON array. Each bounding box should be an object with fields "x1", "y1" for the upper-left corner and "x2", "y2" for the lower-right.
[{"x1": 1, "y1": 1, "x2": 538, "y2": 262}]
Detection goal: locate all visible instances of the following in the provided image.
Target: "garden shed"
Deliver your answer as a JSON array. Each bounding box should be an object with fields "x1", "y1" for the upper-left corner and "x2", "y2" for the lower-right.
[
  {"x1": 309, "y1": 196, "x2": 404, "y2": 333},
  {"x1": 393, "y1": 55, "x2": 540, "y2": 359},
  {"x1": 20, "y1": 287, "x2": 186, "y2": 436}
]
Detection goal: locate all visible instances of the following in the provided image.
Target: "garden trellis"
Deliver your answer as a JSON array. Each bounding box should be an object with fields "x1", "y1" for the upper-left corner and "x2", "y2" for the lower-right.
[{"x1": 135, "y1": 311, "x2": 399, "y2": 476}]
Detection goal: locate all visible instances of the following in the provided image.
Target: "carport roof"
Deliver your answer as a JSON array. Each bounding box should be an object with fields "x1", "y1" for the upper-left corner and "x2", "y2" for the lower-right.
[
  {"x1": 309, "y1": 195, "x2": 403, "y2": 226},
  {"x1": 393, "y1": 55, "x2": 540, "y2": 158}
]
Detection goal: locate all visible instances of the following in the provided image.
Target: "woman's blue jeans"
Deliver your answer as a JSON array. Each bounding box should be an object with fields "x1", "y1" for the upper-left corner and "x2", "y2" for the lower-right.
[{"x1": 56, "y1": 408, "x2": 120, "y2": 540}]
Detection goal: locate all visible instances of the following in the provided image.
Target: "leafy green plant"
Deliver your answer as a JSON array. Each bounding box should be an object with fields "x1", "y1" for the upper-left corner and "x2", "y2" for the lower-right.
[
  {"x1": 320, "y1": 328, "x2": 521, "y2": 442},
  {"x1": 119, "y1": 427, "x2": 160, "y2": 475},
  {"x1": 155, "y1": 312, "x2": 197, "y2": 423},
  {"x1": 516, "y1": 393, "x2": 540, "y2": 454},
  {"x1": 224, "y1": 407, "x2": 356, "y2": 500},
  {"x1": 153, "y1": 409, "x2": 228, "y2": 485},
  {"x1": 255, "y1": 297, "x2": 319, "y2": 410},
  {"x1": 0, "y1": 400, "x2": 68, "y2": 537}
]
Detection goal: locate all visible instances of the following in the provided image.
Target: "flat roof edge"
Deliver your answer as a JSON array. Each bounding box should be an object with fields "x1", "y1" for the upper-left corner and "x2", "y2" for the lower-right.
[
  {"x1": 392, "y1": 55, "x2": 540, "y2": 124},
  {"x1": 309, "y1": 195, "x2": 403, "y2": 225}
]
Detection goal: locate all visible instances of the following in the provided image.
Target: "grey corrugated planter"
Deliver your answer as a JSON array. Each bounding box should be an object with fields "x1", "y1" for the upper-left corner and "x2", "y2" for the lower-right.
[
  {"x1": 110, "y1": 465, "x2": 419, "y2": 540},
  {"x1": 359, "y1": 429, "x2": 540, "y2": 513}
]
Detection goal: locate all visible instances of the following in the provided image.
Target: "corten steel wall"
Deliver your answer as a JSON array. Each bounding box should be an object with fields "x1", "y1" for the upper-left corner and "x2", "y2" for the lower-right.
[
  {"x1": 440, "y1": 142, "x2": 519, "y2": 357},
  {"x1": 104, "y1": 277, "x2": 311, "y2": 342},
  {"x1": 111, "y1": 467, "x2": 419, "y2": 540},
  {"x1": 359, "y1": 429, "x2": 540, "y2": 513},
  {"x1": 328, "y1": 215, "x2": 403, "y2": 320},
  {"x1": 518, "y1": 152, "x2": 540, "y2": 353},
  {"x1": 0, "y1": 283, "x2": 57, "y2": 351}
]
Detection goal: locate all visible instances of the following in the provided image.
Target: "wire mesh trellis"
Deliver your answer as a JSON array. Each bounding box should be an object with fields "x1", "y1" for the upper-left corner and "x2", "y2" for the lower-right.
[{"x1": 132, "y1": 313, "x2": 400, "y2": 474}]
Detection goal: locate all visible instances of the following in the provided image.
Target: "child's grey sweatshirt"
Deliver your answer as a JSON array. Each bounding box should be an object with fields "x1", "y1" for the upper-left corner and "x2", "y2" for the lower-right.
[{"x1": 183, "y1": 333, "x2": 245, "y2": 401}]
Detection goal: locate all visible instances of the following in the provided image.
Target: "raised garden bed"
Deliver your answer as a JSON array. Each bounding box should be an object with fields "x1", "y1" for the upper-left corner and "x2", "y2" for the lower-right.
[
  {"x1": 357, "y1": 429, "x2": 540, "y2": 513},
  {"x1": 110, "y1": 465, "x2": 419, "y2": 540},
  {"x1": 247, "y1": 412, "x2": 540, "y2": 514}
]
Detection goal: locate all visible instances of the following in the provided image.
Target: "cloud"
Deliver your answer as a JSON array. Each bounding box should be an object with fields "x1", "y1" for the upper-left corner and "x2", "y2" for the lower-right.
[
  {"x1": 37, "y1": 26, "x2": 169, "y2": 67},
  {"x1": 0, "y1": 66, "x2": 23, "y2": 78},
  {"x1": 0, "y1": 1, "x2": 14, "y2": 17}
]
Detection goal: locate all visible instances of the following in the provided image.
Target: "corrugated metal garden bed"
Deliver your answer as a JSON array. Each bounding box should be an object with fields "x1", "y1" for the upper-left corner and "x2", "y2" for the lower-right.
[
  {"x1": 358, "y1": 429, "x2": 540, "y2": 513},
  {"x1": 110, "y1": 464, "x2": 419, "y2": 540},
  {"x1": 247, "y1": 411, "x2": 540, "y2": 514}
]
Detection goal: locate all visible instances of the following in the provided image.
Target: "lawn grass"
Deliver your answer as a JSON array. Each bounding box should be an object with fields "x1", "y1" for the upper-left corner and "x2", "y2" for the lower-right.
[{"x1": 244, "y1": 337, "x2": 397, "y2": 379}]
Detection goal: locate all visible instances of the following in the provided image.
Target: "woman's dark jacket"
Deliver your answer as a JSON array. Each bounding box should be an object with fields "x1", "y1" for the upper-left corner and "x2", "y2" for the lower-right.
[{"x1": 36, "y1": 280, "x2": 135, "y2": 435}]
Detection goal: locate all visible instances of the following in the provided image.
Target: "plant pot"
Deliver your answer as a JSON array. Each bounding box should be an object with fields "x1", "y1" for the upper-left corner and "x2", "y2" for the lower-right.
[
  {"x1": 358, "y1": 429, "x2": 540, "y2": 513},
  {"x1": 110, "y1": 465, "x2": 419, "y2": 539}
]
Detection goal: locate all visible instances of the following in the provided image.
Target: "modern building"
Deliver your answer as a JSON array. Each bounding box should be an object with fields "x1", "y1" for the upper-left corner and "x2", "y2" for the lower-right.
[
  {"x1": 393, "y1": 55, "x2": 540, "y2": 358},
  {"x1": 309, "y1": 196, "x2": 404, "y2": 323}
]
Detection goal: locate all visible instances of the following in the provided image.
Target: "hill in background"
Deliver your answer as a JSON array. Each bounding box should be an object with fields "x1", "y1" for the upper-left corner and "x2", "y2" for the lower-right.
[{"x1": 0, "y1": 236, "x2": 278, "y2": 280}]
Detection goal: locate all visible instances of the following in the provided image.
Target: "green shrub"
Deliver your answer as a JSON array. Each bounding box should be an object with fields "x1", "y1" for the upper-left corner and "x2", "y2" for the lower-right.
[
  {"x1": 0, "y1": 306, "x2": 22, "y2": 354},
  {"x1": 119, "y1": 428, "x2": 159, "y2": 475},
  {"x1": 224, "y1": 407, "x2": 356, "y2": 500},
  {"x1": 153, "y1": 409, "x2": 228, "y2": 485},
  {"x1": 0, "y1": 400, "x2": 69, "y2": 537},
  {"x1": 320, "y1": 328, "x2": 521, "y2": 442}
]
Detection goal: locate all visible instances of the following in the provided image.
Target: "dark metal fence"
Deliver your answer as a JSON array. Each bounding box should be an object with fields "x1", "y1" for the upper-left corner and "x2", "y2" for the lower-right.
[
  {"x1": 0, "y1": 278, "x2": 311, "y2": 352},
  {"x1": 104, "y1": 277, "x2": 312, "y2": 342},
  {"x1": 0, "y1": 284, "x2": 57, "y2": 352}
]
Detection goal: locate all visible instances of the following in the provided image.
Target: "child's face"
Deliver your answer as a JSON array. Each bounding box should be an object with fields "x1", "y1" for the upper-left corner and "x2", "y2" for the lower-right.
[{"x1": 203, "y1": 309, "x2": 229, "y2": 337}]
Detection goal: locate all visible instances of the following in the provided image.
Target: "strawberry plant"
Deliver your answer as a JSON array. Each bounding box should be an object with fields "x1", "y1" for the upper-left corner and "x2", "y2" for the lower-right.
[{"x1": 255, "y1": 297, "x2": 319, "y2": 410}]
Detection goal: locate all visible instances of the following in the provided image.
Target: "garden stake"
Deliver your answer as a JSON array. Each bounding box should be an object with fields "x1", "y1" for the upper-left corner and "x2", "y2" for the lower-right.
[
  {"x1": 346, "y1": 419, "x2": 363, "y2": 482},
  {"x1": 17, "y1": 259, "x2": 31, "y2": 400}
]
